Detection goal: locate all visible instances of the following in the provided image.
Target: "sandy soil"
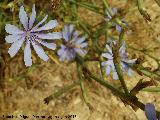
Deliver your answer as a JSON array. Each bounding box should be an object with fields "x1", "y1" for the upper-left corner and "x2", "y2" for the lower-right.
[{"x1": 0, "y1": 0, "x2": 160, "y2": 120}]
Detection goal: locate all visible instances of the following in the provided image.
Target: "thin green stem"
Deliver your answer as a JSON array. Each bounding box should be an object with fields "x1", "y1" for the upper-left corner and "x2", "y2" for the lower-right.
[
  {"x1": 137, "y1": 66, "x2": 160, "y2": 79},
  {"x1": 54, "y1": 82, "x2": 79, "y2": 98},
  {"x1": 119, "y1": 28, "x2": 125, "y2": 45},
  {"x1": 99, "y1": 61, "x2": 105, "y2": 81},
  {"x1": 112, "y1": 44, "x2": 129, "y2": 94},
  {"x1": 69, "y1": 0, "x2": 104, "y2": 15},
  {"x1": 0, "y1": 55, "x2": 5, "y2": 92},
  {"x1": 142, "y1": 87, "x2": 160, "y2": 92},
  {"x1": 102, "y1": 0, "x2": 112, "y2": 16},
  {"x1": 44, "y1": 81, "x2": 79, "y2": 104},
  {"x1": 87, "y1": 70, "x2": 145, "y2": 111},
  {"x1": 76, "y1": 61, "x2": 92, "y2": 109},
  {"x1": 77, "y1": 62, "x2": 87, "y2": 98},
  {"x1": 114, "y1": 60, "x2": 129, "y2": 94},
  {"x1": 137, "y1": 0, "x2": 151, "y2": 21}
]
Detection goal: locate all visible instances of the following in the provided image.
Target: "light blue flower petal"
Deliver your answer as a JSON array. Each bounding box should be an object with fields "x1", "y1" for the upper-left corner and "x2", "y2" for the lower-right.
[
  {"x1": 74, "y1": 48, "x2": 87, "y2": 57},
  {"x1": 112, "y1": 8, "x2": 118, "y2": 15},
  {"x1": 36, "y1": 32, "x2": 62, "y2": 40},
  {"x1": 62, "y1": 25, "x2": 70, "y2": 41},
  {"x1": 29, "y1": 4, "x2": 36, "y2": 29},
  {"x1": 24, "y1": 41, "x2": 32, "y2": 66},
  {"x1": 119, "y1": 42, "x2": 126, "y2": 54},
  {"x1": 5, "y1": 24, "x2": 24, "y2": 35},
  {"x1": 124, "y1": 59, "x2": 137, "y2": 64},
  {"x1": 31, "y1": 15, "x2": 48, "y2": 31},
  {"x1": 36, "y1": 39, "x2": 56, "y2": 50},
  {"x1": 31, "y1": 41, "x2": 49, "y2": 61},
  {"x1": 79, "y1": 42, "x2": 88, "y2": 48},
  {"x1": 121, "y1": 64, "x2": 127, "y2": 71},
  {"x1": 59, "y1": 52, "x2": 67, "y2": 61},
  {"x1": 105, "y1": 44, "x2": 112, "y2": 54},
  {"x1": 101, "y1": 60, "x2": 113, "y2": 66},
  {"x1": 120, "y1": 62, "x2": 127, "y2": 72},
  {"x1": 69, "y1": 24, "x2": 74, "y2": 34},
  {"x1": 8, "y1": 37, "x2": 25, "y2": 57},
  {"x1": 19, "y1": 6, "x2": 28, "y2": 30},
  {"x1": 66, "y1": 49, "x2": 76, "y2": 61},
  {"x1": 63, "y1": 24, "x2": 74, "y2": 41},
  {"x1": 70, "y1": 32, "x2": 80, "y2": 43},
  {"x1": 58, "y1": 46, "x2": 76, "y2": 61},
  {"x1": 60, "y1": 44, "x2": 66, "y2": 49},
  {"x1": 34, "y1": 20, "x2": 58, "y2": 32},
  {"x1": 116, "y1": 25, "x2": 122, "y2": 32},
  {"x1": 127, "y1": 68, "x2": 133, "y2": 76},
  {"x1": 102, "y1": 53, "x2": 113, "y2": 59},
  {"x1": 57, "y1": 47, "x2": 67, "y2": 61},
  {"x1": 76, "y1": 37, "x2": 86, "y2": 44},
  {"x1": 57, "y1": 48, "x2": 65, "y2": 56},
  {"x1": 105, "y1": 66, "x2": 111, "y2": 75},
  {"x1": 113, "y1": 71, "x2": 119, "y2": 80},
  {"x1": 5, "y1": 34, "x2": 22, "y2": 43},
  {"x1": 63, "y1": 25, "x2": 74, "y2": 41},
  {"x1": 145, "y1": 103, "x2": 157, "y2": 120},
  {"x1": 73, "y1": 31, "x2": 79, "y2": 39},
  {"x1": 111, "y1": 63, "x2": 116, "y2": 72}
]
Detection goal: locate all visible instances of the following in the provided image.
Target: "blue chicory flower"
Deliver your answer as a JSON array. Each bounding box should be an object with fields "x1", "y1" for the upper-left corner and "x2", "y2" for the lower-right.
[
  {"x1": 101, "y1": 41, "x2": 136, "y2": 80},
  {"x1": 145, "y1": 103, "x2": 160, "y2": 120},
  {"x1": 105, "y1": 8, "x2": 118, "y2": 21},
  {"x1": 5, "y1": 4, "x2": 62, "y2": 66},
  {"x1": 105, "y1": 8, "x2": 127, "y2": 32},
  {"x1": 57, "y1": 24, "x2": 88, "y2": 61}
]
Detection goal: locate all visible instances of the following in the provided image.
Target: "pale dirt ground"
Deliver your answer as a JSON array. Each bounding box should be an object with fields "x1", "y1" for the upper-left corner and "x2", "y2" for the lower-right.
[{"x1": 0, "y1": 0, "x2": 160, "y2": 120}]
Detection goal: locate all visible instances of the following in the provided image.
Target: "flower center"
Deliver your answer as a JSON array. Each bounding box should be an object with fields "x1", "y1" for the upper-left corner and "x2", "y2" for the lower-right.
[
  {"x1": 64, "y1": 40, "x2": 73, "y2": 49},
  {"x1": 64, "y1": 39, "x2": 81, "y2": 50},
  {"x1": 26, "y1": 31, "x2": 31, "y2": 37},
  {"x1": 25, "y1": 31, "x2": 38, "y2": 43}
]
